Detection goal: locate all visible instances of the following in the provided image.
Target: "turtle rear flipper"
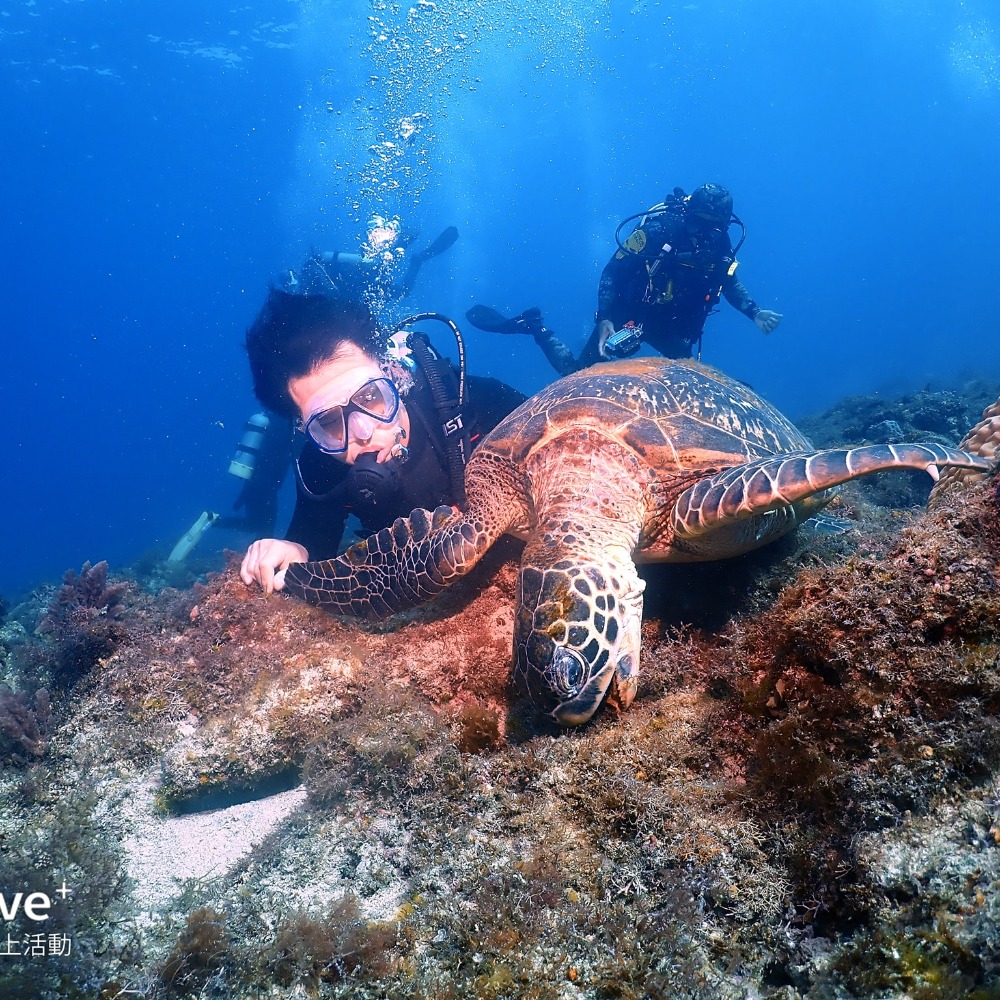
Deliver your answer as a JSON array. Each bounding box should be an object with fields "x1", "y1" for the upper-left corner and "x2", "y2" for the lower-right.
[
  {"x1": 671, "y1": 443, "x2": 993, "y2": 551},
  {"x1": 282, "y1": 504, "x2": 500, "y2": 619}
]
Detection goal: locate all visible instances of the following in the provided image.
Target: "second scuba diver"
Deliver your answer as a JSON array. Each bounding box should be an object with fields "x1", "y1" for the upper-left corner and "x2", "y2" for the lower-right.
[
  {"x1": 289, "y1": 220, "x2": 459, "y2": 305},
  {"x1": 239, "y1": 289, "x2": 526, "y2": 593},
  {"x1": 467, "y1": 183, "x2": 782, "y2": 376}
]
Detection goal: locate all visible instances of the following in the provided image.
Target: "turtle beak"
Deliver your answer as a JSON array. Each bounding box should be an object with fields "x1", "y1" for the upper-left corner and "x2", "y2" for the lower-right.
[
  {"x1": 513, "y1": 632, "x2": 615, "y2": 727},
  {"x1": 514, "y1": 561, "x2": 642, "y2": 726},
  {"x1": 550, "y1": 663, "x2": 616, "y2": 726},
  {"x1": 553, "y1": 649, "x2": 637, "y2": 725}
]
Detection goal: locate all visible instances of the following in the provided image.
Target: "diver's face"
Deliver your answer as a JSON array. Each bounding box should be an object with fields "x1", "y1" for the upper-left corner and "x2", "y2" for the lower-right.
[
  {"x1": 289, "y1": 343, "x2": 410, "y2": 465},
  {"x1": 686, "y1": 211, "x2": 725, "y2": 235}
]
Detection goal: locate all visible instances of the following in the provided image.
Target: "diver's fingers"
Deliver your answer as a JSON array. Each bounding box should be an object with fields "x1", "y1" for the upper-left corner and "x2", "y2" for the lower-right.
[
  {"x1": 241, "y1": 539, "x2": 279, "y2": 591},
  {"x1": 597, "y1": 320, "x2": 614, "y2": 359},
  {"x1": 241, "y1": 539, "x2": 307, "y2": 593},
  {"x1": 273, "y1": 568, "x2": 287, "y2": 592},
  {"x1": 240, "y1": 542, "x2": 263, "y2": 586}
]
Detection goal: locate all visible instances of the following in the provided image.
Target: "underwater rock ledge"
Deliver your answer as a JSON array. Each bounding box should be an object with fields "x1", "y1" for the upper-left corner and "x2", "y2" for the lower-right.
[{"x1": 0, "y1": 470, "x2": 998, "y2": 997}]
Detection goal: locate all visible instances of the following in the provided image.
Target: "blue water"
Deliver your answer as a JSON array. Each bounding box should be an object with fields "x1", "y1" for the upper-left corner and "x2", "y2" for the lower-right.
[{"x1": 2, "y1": 0, "x2": 998, "y2": 598}]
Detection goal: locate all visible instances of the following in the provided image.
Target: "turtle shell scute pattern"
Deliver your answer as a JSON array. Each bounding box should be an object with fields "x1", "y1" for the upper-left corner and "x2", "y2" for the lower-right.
[{"x1": 479, "y1": 357, "x2": 812, "y2": 475}]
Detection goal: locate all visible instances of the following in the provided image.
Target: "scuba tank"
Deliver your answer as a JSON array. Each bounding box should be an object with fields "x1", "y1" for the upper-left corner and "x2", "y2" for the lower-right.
[
  {"x1": 228, "y1": 412, "x2": 270, "y2": 481},
  {"x1": 297, "y1": 250, "x2": 376, "y2": 298},
  {"x1": 170, "y1": 411, "x2": 277, "y2": 563}
]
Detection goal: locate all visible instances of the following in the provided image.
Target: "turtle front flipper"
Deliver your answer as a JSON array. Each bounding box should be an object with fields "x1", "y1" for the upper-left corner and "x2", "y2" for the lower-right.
[
  {"x1": 282, "y1": 504, "x2": 503, "y2": 619},
  {"x1": 671, "y1": 444, "x2": 993, "y2": 558}
]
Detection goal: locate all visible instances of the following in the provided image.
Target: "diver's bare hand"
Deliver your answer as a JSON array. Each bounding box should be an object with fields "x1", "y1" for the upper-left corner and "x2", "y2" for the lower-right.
[
  {"x1": 240, "y1": 539, "x2": 308, "y2": 595},
  {"x1": 754, "y1": 309, "x2": 782, "y2": 334},
  {"x1": 596, "y1": 320, "x2": 616, "y2": 358}
]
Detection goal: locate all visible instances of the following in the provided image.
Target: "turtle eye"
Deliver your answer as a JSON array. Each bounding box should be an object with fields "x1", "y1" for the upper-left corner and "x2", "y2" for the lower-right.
[{"x1": 551, "y1": 648, "x2": 587, "y2": 697}]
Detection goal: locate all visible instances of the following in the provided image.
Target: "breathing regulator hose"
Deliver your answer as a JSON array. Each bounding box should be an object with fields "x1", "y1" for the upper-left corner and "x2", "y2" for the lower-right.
[
  {"x1": 393, "y1": 311, "x2": 470, "y2": 508},
  {"x1": 614, "y1": 204, "x2": 746, "y2": 257}
]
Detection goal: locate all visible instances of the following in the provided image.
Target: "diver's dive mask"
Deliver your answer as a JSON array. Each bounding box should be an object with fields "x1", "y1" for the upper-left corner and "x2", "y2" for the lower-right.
[{"x1": 300, "y1": 377, "x2": 400, "y2": 455}]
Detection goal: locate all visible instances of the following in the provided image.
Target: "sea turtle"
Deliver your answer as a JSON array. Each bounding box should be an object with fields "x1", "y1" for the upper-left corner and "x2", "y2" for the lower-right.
[{"x1": 281, "y1": 358, "x2": 993, "y2": 725}]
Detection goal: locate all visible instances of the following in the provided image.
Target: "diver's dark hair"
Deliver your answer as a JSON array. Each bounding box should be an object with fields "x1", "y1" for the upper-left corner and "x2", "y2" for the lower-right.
[{"x1": 245, "y1": 289, "x2": 384, "y2": 418}]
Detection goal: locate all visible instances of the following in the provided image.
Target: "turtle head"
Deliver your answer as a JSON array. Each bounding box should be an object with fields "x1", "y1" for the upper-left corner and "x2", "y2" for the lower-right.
[{"x1": 513, "y1": 560, "x2": 645, "y2": 726}]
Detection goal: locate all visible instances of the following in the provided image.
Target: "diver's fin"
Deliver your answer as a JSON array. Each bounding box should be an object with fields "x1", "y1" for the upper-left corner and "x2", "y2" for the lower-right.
[
  {"x1": 168, "y1": 511, "x2": 220, "y2": 563},
  {"x1": 465, "y1": 304, "x2": 511, "y2": 332},
  {"x1": 412, "y1": 225, "x2": 459, "y2": 264},
  {"x1": 466, "y1": 304, "x2": 544, "y2": 335}
]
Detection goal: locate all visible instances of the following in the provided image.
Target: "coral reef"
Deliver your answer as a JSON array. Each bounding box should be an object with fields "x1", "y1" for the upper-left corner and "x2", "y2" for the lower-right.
[
  {"x1": 798, "y1": 379, "x2": 1000, "y2": 450},
  {"x1": 0, "y1": 685, "x2": 51, "y2": 762},
  {"x1": 0, "y1": 386, "x2": 998, "y2": 998},
  {"x1": 930, "y1": 395, "x2": 1000, "y2": 502},
  {"x1": 262, "y1": 895, "x2": 397, "y2": 987},
  {"x1": 34, "y1": 560, "x2": 132, "y2": 687}
]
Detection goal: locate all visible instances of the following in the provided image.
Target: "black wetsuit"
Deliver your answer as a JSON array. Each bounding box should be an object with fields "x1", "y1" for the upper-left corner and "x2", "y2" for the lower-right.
[
  {"x1": 286, "y1": 366, "x2": 526, "y2": 559},
  {"x1": 580, "y1": 204, "x2": 761, "y2": 364}
]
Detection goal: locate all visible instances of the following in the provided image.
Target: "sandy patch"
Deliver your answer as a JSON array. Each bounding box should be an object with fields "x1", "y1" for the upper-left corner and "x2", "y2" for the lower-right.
[{"x1": 121, "y1": 780, "x2": 307, "y2": 912}]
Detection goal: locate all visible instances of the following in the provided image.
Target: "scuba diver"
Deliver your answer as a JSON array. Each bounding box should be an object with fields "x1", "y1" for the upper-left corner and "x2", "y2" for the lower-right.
[
  {"x1": 466, "y1": 184, "x2": 782, "y2": 376},
  {"x1": 288, "y1": 220, "x2": 459, "y2": 304},
  {"x1": 238, "y1": 290, "x2": 526, "y2": 592},
  {"x1": 169, "y1": 222, "x2": 462, "y2": 562}
]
